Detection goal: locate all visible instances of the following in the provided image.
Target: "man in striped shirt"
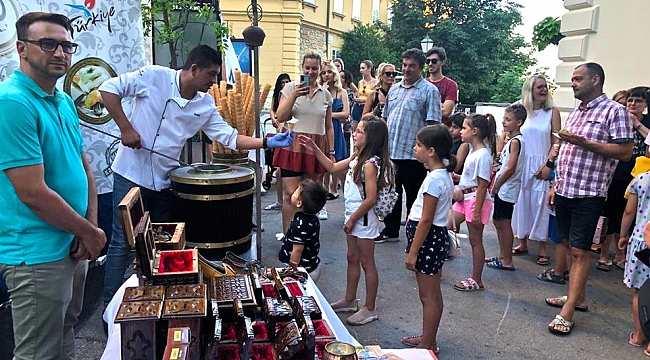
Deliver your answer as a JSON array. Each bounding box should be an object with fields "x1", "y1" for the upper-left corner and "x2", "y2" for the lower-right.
[
  {"x1": 377, "y1": 48, "x2": 441, "y2": 243},
  {"x1": 547, "y1": 62, "x2": 633, "y2": 336}
]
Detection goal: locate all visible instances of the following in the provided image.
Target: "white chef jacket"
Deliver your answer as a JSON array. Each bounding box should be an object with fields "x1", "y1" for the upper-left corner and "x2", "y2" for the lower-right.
[{"x1": 99, "y1": 65, "x2": 238, "y2": 190}]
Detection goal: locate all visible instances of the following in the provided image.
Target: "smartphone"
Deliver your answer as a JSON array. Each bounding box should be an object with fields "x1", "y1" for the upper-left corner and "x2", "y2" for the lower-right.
[{"x1": 299, "y1": 74, "x2": 310, "y2": 88}]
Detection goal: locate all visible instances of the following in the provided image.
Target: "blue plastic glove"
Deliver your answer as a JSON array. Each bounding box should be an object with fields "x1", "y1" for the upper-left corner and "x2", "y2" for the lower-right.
[{"x1": 268, "y1": 130, "x2": 294, "y2": 148}]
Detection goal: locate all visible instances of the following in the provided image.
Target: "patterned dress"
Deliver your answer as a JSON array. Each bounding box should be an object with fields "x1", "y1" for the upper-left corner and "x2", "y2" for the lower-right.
[{"x1": 623, "y1": 171, "x2": 650, "y2": 289}]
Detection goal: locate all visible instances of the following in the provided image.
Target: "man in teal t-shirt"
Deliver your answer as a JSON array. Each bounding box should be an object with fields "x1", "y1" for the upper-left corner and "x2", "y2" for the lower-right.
[{"x1": 0, "y1": 12, "x2": 106, "y2": 359}]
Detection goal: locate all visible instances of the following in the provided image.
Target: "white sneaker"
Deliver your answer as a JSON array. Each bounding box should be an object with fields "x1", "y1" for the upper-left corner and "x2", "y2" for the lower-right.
[{"x1": 317, "y1": 208, "x2": 328, "y2": 220}]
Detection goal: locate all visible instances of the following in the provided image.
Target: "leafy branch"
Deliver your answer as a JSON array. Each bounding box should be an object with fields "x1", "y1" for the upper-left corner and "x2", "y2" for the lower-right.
[
  {"x1": 532, "y1": 17, "x2": 564, "y2": 52},
  {"x1": 141, "y1": 0, "x2": 229, "y2": 68}
]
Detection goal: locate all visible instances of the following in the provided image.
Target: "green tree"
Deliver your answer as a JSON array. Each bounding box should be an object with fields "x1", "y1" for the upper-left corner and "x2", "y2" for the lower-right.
[
  {"x1": 141, "y1": 0, "x2": 229, "y2": 68},
  {"x1": 532, "y1": 17, "x2": 563, "y2": 52},
  {"x1": 386, "y1": 0, "x2": 535, "y2": 104},
  {"x1": 340, "y1": 23, "x2": 398, "y2": 81}
]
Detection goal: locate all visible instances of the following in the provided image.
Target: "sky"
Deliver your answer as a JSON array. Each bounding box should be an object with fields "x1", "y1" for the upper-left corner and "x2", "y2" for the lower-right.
[{"x1": 512, "y1": 0, "x2": 567, "y2": 80}]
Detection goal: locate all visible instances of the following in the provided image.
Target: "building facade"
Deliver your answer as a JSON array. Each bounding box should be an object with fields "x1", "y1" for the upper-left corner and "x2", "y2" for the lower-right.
[
  {"x1": 219, "y1": 0, "x2": 390, "y2": 86},
  {"x1": 554, "y1": 0, "x2": 650, "y2": 115}
]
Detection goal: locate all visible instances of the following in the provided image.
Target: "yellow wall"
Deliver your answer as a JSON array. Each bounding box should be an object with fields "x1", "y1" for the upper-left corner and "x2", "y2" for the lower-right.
[
  {"x1": 555, "y1": 0, "x2": 650, "y2": 117},
  {"x1": 220, "y1": 0, "x2": 389, "y2": 90}
]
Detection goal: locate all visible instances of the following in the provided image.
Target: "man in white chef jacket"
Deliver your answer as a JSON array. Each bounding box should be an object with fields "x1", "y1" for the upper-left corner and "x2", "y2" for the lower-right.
[{"x1": 98, "y1": 44, "x2": 293, "y2": 304}]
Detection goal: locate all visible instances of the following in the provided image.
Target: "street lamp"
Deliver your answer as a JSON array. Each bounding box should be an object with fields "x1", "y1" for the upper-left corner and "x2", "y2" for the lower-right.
[{"x1": 420, "y1": 35, "x2": 433, "y2": 53}]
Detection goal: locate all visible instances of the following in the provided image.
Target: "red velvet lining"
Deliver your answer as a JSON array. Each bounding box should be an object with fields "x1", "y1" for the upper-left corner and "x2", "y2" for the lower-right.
[
  {"x1": 285, "y1": 282, "x2": 303, "y2": 297},
  {"x1": 221, "y1": 323, "x2": 237, "y2": 342},
  {"x1": 217, "y1": 344, "x2": 240, "y2": 360},
  {"x1": 262, "y1": 284, "x2": 278, "y2": 298},
  {"x1": 312, "y1": 320, "x2": 331, "y2": 337},
  {"x1": 251, "y1": 344, "x2": 274, "y2": 360},
  {"x1": 252, "y1": 321, "x2": 268, "y2": 340},
  {"x1": 158, "y1": 251, "x2": 193, "y2": 273},
  {"x1": 316, "y1": 341, "x2": 328, "y2": 360}
]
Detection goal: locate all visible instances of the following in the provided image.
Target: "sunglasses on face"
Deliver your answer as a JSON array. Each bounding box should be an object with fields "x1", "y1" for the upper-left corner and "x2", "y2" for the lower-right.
[
  {"x1": 426, "y1": 58, "x2": 440, "y2": 65},
  {"x1": 20, "y1": 38, "x2": 79, "y2": 54},
  {"x1": 383, "y1": 71, "x2": 398, "y2": 77}
]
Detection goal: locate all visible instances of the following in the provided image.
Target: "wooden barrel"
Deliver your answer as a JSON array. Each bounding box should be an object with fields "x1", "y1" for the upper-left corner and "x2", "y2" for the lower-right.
[
  {"x1": 169, "y1": 164, "x2": 253, "y2": 260},
  {"x1": 211, "y1": 151, "x2": 249, "y2": 166}
]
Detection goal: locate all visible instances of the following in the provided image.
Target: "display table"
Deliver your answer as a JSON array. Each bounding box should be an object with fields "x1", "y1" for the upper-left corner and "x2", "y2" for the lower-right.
[{"x1": 101, "y1": 260, "x2": 359, "y2": 359}]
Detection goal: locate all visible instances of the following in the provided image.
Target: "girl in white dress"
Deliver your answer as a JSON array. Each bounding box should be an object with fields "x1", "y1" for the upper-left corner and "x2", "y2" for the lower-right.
[
  {"x1": 511, "y1": 75, "x2": 561, "y2": 265},
  {"x1": 298, "y1": 116, "x2": 394, "y2": 326}
]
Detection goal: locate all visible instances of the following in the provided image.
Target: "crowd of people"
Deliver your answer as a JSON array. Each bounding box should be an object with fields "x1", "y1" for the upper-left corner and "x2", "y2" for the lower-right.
[
  {"x1": 266, "y1": 45, "x2": 650, "y2": 354},
  {"x1": 2, "y1": 10, "x2": 650, "y2": 360}
]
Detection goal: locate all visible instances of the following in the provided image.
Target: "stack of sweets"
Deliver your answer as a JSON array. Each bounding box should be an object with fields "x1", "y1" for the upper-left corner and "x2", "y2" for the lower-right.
[{"x1": 207, "y1": 70, "x2": 272, "y2": 155}]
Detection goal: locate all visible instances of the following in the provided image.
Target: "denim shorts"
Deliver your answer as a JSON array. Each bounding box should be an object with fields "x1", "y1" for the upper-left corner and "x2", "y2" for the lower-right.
[{"x1": 554, "y1": 195, "x2": 605, "y2": 251}]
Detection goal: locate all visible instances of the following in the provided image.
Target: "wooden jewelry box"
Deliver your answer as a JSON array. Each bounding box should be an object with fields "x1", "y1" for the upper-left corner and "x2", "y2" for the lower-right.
[
  {"x1": 135, "y1": 211, "x2": 200, "y2": 286},
  {"x1": 119, "y1": 186, "x2": 186, "y2": 250}
]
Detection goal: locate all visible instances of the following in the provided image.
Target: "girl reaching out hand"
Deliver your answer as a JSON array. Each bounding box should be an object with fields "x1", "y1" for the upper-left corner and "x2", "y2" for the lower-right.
[
  {"x1": 299, "y1": 115, "x2": 394, "y2": 326},
  {"x1": 400, "y1": 125, "x2": 456, "y2": 354},
  {"x1": 450, "y1": 114, "x2": 497, "y2": 292}
]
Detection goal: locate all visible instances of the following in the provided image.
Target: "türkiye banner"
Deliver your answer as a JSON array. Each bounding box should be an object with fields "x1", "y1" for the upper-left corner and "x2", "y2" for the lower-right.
[{"x1": 0, "y1": 0, "x2": 147, "y2": 194}]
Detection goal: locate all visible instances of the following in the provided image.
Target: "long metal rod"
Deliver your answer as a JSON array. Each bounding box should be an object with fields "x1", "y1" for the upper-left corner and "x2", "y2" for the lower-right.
[
  {"x1": 79, "y1": 123, "x2": 189, "y2": 166},
  {"x1": 252, "y1": 0, "x2": 263, "y2": 260}
]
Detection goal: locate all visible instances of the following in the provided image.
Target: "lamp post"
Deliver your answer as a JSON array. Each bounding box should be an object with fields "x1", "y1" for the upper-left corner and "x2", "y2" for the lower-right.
[{"x1": 420, "y1": 35, "x2": 433, "y2": 53}]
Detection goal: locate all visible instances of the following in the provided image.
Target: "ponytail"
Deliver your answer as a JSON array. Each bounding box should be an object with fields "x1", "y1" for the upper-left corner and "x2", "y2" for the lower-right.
[{"x1": 466, "y1": 113, "x2": 498, "y2": 161}]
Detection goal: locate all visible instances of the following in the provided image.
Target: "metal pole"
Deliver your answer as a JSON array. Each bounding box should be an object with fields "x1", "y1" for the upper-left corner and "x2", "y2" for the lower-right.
[{"x1": 252, "y1": 0, "x2": 263, "y2": 260}]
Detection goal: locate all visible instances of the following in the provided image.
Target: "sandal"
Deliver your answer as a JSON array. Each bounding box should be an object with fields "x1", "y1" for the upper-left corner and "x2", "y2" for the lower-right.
[
  {"x1": 596, "y1": 260, "x2": 611, "y2": 272},
  {"x1": 486, "y1": 259, "x2": 515, "y2": 271},
  {"x1": 544, "y1": 295, "x2": 588, "y2": 312},
  {"x1": 537, "y1": 268, "x2": 566, "y2": 284},
  {"x1": 400, "y1": 335, "x2": 421, "y2": 348},
  {"x1": 326, "y1": 193, "x2": 339, "y2": 201},
  {"x1": 511, "y1": 248, "x2": 529, "y2": 255},
  {"x1": 484, "y1": 256, "x2": 500, "y2": 263},
  {"x1": 453, "y1": 277, "x2": 484, "y2": 292},
  {"x1": 548, "y1": 314, "x2": 574, "y2": 335},
  {"x1": 614, "y1": 260, "x2": 626, "y2": 270},
  {"x1": 536, "y1": 255, "x2": 550, "y2": 266},
  {"x1": 630, "y1": 332, "x2": 645, "y2": 347}
]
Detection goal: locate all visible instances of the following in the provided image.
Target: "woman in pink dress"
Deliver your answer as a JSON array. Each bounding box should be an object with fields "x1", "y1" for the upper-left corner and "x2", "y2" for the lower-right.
[{"x1": 511, "y1": 75, "x2": 561, "y2": 264}]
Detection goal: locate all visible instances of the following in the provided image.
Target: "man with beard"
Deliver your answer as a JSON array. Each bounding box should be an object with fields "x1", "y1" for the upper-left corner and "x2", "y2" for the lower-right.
[
  {"x1": 425, "y1": 47, "x2": 458, "y2": 125},
  {"x1": 546, "y1": 62, "x2": 633, "y2": 335},
  {"x1": 99, "y1": 45, "x2": 294, "y2": 304},
  {"x1": 375, "y1": 48, "x2": 441, "y2": 242},
  {"x1": 0, "y1": 12, "x2": 106, "y2": 359}
]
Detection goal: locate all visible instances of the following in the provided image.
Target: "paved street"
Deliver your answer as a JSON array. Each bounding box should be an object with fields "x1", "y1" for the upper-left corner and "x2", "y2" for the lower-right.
[{"x1": 24, "y1": 180, "x2": 640, "y2": 359}]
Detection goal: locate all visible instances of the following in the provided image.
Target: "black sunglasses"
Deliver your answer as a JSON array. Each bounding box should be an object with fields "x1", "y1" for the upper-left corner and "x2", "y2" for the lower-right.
[
  {"x1": 20, "y1": 38, "x2": 78, "y2": 54},
  {"x1": 383, "y1": 71, "x2": 398, "y2": 77},
  {"x1": 426, "y1": 58, "x2": 440, "y2": 65}
]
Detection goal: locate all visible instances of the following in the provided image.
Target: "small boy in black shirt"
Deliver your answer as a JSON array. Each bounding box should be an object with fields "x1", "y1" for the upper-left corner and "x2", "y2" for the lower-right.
[{"x1": 278, "y1": 179, "x2": 328, "y2": 282}]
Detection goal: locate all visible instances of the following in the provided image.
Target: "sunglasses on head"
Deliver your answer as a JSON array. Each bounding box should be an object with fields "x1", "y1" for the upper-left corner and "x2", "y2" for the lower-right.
[
  {"x1": 383, "y1": 71, "x2": 398, "y2": 77},
  {"x1": 426, "y1": 58, "x2": 440, "y2": 65}
]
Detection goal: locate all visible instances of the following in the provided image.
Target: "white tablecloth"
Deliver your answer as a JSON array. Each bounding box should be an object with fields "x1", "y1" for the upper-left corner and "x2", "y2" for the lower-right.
[{"x1": 101, "y1": 249, "x2": 358, "y2": 358}]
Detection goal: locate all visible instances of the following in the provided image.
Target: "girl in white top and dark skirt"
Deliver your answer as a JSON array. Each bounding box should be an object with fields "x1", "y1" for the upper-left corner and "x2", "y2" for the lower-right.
[{"x1": 401, "y1": 125, "x2": 455, "y2": 354}]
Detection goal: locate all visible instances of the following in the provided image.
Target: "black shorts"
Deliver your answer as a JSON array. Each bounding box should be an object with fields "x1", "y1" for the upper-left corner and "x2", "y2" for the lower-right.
[
  {"x1": 280, "y1": 168, "x2": 304, "y2": 178},
  {"x1": 492, "y1": 193, "x2": 515, "y2": 220},
  {"x1": 555, "y1": 195, "x2": 606, "y2": 251},
  {"x1": 602, "y1": 179, "x2": 630, "y2": 234},
  {"x1": 405, "y1": 220, "x2": 449, "y2": 275}
]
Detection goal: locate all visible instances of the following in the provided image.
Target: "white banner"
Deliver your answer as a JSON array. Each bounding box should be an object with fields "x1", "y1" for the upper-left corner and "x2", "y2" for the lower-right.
[{"x1": 0, "y1": 0, "x2": 147, "y2": 194}]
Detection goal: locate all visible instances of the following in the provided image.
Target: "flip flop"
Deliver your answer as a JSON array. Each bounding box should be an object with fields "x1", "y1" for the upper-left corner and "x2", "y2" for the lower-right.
[
  {"x1": 548, "y1": 314, "x2": 574, "y2": 335},
  {"x1": 545, "y1": 295, "x2": 588, "y2": 312},
  {"x1": 511, "y1": 248, "x2": 529, "y2": 255},
  {"x1": 484, "y1": 256, "x2": 500, "y2": 263},
  {"x1": 630, "y1": 332, "x2": 645, "y2": 347},
  {"x1": 486, "y1": 259, "x2": 515, "y2": 271},
  {"x1": 536, "y1": 255, "x2": 550, "y2": 266}
]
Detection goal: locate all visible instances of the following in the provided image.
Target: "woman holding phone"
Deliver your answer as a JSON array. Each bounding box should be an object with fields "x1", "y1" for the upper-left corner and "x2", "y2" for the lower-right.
[{"x1": 273, "y1": 51, "x2": 334, "y2": 232}]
